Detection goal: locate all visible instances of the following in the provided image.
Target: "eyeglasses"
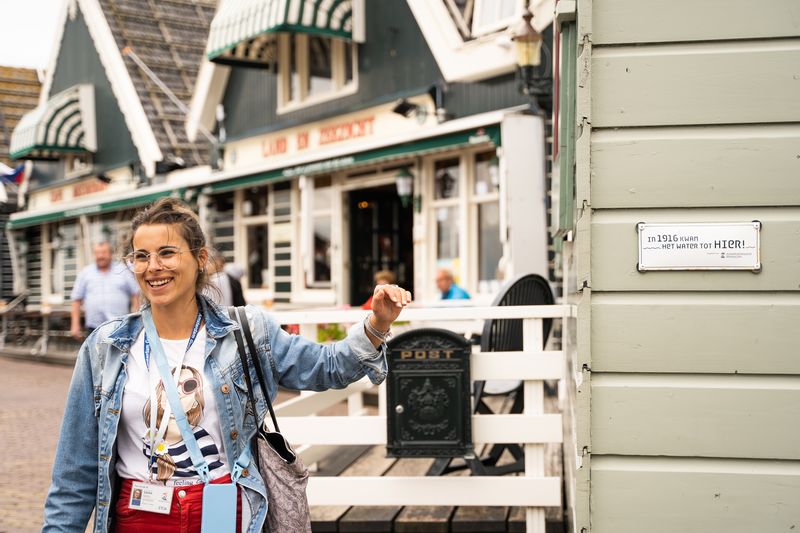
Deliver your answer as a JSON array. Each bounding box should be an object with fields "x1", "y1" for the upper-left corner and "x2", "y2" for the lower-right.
[{"x1": 124, "y1": 247, "x2": 197, "y2": 273}]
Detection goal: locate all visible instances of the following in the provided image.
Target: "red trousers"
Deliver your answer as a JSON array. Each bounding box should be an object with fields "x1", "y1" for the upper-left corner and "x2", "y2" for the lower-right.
[{"x1": 115, "y1": 474, "x2": 242, "y2": 533}]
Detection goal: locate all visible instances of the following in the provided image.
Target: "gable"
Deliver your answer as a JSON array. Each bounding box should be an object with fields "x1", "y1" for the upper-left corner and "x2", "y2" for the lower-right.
[{"x1": 49, "y1": 8, "x2": 137, "y2": 171}]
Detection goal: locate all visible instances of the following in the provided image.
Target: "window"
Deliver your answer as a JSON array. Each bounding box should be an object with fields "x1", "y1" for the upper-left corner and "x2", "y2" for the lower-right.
[
  {"x1": 239, "y1": 182, "x2": 294, "y2": 303},
  {"x1": 301, "y1": 176, "x2": 333, "y2": 288},
  {"x1": 471, "y1": 0, "x2": 519, "y2": 36},
  {"x1": 472, "y1": 152, "x2": 502, "y2": 293},
  {"x1": 428, "y1": 150, "x2": 505, "y2": 298},
  {"x1": 47, "y1": 221, "x2": 79, "y2": 305},
  {"x1": 279, "y1": 34, "x2": 357, "y2": 110},
  {"x1": 246, "y1": 224, "x2": 269, "y2": 288},
  {"x1": 431, "y1": 158, "x2": 462, "y2": 280},
  {"x1": 64, "y1": 153, "x2": 92, "y2": 178}
]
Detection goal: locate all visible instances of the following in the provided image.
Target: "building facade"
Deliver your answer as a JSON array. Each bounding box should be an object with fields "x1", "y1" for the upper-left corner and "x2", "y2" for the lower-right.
[
  {"x1": 188, "y1": 0, "x2": 555, "y2": 307},
  {"x1": 556, "y1": 0, "x2": 800, "y2": 531},
  {"x1": 4, "y1": 0, "x2": 215, "y2": 355},
  {"x1": 6, "y1": 0, "x2": 556, "y2": 356}
]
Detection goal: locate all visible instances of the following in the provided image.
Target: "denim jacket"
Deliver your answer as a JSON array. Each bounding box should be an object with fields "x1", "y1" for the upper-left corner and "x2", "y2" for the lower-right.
[{"x1": 42, "y1": 296, "x2": 387, "y2": 533}]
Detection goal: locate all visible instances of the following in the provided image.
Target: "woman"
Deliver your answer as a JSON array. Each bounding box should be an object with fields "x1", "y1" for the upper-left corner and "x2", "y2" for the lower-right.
[{"x1": 43, "y1": 198, "x2": 411, "y2": 532}]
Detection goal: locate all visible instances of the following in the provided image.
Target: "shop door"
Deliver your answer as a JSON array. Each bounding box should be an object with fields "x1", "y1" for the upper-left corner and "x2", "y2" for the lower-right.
[{"x1": 349, "y1": 184, "x2": 413, "y2": 306}]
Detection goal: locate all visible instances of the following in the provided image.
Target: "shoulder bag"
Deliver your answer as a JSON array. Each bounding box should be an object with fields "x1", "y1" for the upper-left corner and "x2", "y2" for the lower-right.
[{"x1": 228, "y1": 306, "x2": 312, "y2": 532}]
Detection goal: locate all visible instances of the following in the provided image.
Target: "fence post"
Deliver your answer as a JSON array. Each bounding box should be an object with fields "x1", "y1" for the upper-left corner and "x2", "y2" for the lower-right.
[{"x1": 523, "y1": 317, "x2": 545, "y2": 533}]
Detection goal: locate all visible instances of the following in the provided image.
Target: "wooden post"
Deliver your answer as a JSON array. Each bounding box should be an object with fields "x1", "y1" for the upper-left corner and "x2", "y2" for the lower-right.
[{"x1": 524, "y1": 317, "x2": 545, "y2": 533}]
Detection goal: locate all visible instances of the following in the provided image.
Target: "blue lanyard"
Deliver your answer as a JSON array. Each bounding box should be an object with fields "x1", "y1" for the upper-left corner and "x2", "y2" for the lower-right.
[
  {"x1": 141, "y1": 308, "x2": 250, "y2": 485},
  {"x1": 143, "y1": 311, "x2": 203, "y2": 369}
]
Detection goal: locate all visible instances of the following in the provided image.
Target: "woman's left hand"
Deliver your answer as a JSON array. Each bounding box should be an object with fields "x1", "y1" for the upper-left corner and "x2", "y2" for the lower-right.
[{"x1": 370, "y1": 284, "x2": 412, "y2": 329}]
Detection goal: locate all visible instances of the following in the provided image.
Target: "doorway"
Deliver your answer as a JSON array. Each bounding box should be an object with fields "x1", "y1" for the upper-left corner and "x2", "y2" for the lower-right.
[{"x1": 348, "y1": 184, "x2": 414, "y2": 306}]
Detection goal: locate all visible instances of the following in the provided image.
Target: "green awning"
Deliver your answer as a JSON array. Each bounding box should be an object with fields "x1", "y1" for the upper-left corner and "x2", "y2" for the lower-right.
[
  {"x1": 10, "y1": 84, "x2": 97, "y2": 161},
  {"x1": 7, "y1": 188, "x2": 184, "y2": 230},
  {"x1": 207, "y1": 0, "x2": 355, "y2": 65},
  {"x1": 208, "y1": 124, "x2": 501, "y2": 193}
]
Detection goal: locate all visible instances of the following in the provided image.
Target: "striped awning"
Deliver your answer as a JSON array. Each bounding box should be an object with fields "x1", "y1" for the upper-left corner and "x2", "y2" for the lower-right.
[
  {"x1": 10, "y1": 84, "x2": 97, "y2": 161},
  {"x1": 207, "y1": 0, "x2": 358, "y2": 66}
]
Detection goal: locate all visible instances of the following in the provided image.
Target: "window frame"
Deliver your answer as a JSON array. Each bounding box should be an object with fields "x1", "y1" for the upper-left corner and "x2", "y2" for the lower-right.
[
  {"x1": 426, "y1": 147, "x2": 504, "y2": 300},
  {"x1": 468, "y1": 150, "x2": 502, "y2": 294},
  {"x1": 300, "y1": 175, "x2": 334, "y2": 289},
  {"x1": 237, "y1": 185, "x2": 275, "y2": 294},
  {"x1": 277, "y1": 33, "x2": 358, "y2": 114},
  {"x1": 470, "y1": 0, "x2": 523, "y2": 37},
  {"x1": 428, "y1": 156, "x2": 465, "y2": 287},
  {"x1": 553, "y1": 18, "x2": 577, "y2": 239},
  {"x1": 63, "y1": 153, "x2": 93, "y2": 179}
]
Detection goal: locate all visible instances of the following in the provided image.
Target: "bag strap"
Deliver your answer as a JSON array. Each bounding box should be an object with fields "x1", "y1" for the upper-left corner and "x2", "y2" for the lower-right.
[
  {"x1": 228, "y1": 306, "x2": 281, "y2": 433},
  {"x1": 235, "y1": 306, "x2": 281, "y2": 433},
  {"x1": 227, "y1": 307, "x2": 258, "y2": 419}
]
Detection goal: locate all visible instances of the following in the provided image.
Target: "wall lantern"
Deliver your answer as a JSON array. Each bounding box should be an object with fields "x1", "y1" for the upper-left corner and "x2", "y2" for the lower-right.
[
  {"x1": 395, "y1": 167, "x2": 414, "y2": 208},
  {"x1": 512, "y1": 9, "x2": 551, "y2": 111},
  {"x1": 392, "y1": 98, "x2": 428, "y2": 124}
]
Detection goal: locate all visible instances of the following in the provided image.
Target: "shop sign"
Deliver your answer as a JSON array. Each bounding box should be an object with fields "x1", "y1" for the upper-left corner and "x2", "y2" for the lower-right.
[
  {"x1": 226, "y1": 96, "x2": 435, "y2": 170},
  {"x1": 31, "y1": 178, "x2": 112, "y2": 210},
  {"x1": 637, "y1": 222, "x2": 761, "y2": 272}
]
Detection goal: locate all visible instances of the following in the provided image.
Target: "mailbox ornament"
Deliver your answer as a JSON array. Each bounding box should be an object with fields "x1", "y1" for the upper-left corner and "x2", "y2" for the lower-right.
[{"x1": 386, "y1": 329, "x2": 473, "y2": 458}]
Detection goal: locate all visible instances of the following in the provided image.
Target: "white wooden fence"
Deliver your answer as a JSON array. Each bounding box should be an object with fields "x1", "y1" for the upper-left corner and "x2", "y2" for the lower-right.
[{"x1": 272, "y1": 304, "x2": 575, "y2": 533}]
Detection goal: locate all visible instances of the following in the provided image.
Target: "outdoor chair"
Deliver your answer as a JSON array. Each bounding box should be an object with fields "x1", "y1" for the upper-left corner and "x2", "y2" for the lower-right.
[{"x1": 427, "y1": 272, "x2": 555, "y2": 476}]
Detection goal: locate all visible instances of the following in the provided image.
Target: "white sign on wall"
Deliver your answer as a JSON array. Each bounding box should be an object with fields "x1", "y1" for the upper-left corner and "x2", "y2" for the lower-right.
[{"x1": 637, "y1": 222, "x2": 761, "y2": 272}]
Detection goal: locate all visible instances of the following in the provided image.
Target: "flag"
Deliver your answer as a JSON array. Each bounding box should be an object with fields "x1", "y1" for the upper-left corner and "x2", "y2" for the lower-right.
[
  {"x1": 0, "y1": 161, "x2": 32, "y2": 207},
  {"x1": 0, "y1": 162, "x2": 27, "y2": 184}
]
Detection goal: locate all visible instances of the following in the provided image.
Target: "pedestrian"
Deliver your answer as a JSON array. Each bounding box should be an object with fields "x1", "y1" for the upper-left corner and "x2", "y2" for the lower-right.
[
  {"x1": 43, "y1": 197, "x2": 412, "y2": 533},
  {"x1": 435, "y1": 268, "x2": 470, "y2": 300},
  {"x1": 224, "y1": 263, "x2": 247, "y2": 307},
  {"x1": 204, "y1": 250, "x2": 234, "y2": 306},
  {"x1": 362, "y1": 269, "x2": 396, "y2": 309},
  {"x1": 70, "y1": 241, "x2": 140, "y2": 340}
]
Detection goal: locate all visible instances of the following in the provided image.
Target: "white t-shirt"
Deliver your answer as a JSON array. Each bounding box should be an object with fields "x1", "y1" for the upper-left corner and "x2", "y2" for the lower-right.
[{"x1": 116, "y1": 328, "x2": 231, "y2": 485}]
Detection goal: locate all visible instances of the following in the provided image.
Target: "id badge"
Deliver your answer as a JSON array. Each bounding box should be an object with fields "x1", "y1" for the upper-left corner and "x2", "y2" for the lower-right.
[
  {"x1": 128, "y1": 481, "x2": 173, "y2": 515},
  {"x1": 201, "y1": 483, "x2": 237, "y2": 532}
]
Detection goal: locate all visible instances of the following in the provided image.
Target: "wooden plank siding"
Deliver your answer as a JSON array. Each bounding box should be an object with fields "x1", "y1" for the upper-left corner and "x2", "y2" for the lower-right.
[
  {"x1": 591, "y1": 374, "x2": 800, "y2": 459},
  {"x1": 590, "y1": 207, "x2": 800, "y2": 291},
  {"x1": 592, "y1": 0, "x2": 800, "y2": 44},
  {"x1": 591, "y1": 293, "x2": 800, "y2": 374},
  {"x1": 591, "y1": 39, "x2": 800, "y2": 128},
  {"x1": 590, "y1": 458, "x2": 800, "y2": 533},
  {"x1": 577, "y1": 0, "x2": 800, "y2": 531},
  {"x1": 591, "y1": 125, "x2": 800, "y2": 208}
]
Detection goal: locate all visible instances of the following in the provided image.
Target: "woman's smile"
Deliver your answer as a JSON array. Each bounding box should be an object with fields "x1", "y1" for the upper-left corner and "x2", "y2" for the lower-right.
[{"x1": 146, "y1": 277, "x2": 174, "y2": 289}]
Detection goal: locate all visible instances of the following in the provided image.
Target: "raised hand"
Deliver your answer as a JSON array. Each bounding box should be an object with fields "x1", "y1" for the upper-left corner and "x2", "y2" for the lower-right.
[{"x1": 366, "y1": 284, "x2": 412, "y2": 344}]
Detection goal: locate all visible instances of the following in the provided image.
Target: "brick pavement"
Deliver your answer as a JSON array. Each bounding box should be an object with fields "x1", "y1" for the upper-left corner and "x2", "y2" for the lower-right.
[
  {"x1": 0, "y1": 357, "x2": 74, "y2": 533},
  {"x1": 0, "y1": 355, "x2": 298, "y2": 533}
]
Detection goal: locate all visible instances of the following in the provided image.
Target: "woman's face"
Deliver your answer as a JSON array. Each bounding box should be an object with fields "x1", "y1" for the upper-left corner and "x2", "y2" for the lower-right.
[{"x1": 132, "y1": 223, "x2": 206, "y2": 309}]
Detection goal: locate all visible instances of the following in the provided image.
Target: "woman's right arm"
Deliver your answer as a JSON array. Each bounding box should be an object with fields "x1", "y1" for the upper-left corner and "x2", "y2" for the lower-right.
[{"x1": 42, "y1": 341, "x2": 99, "y2": 532}]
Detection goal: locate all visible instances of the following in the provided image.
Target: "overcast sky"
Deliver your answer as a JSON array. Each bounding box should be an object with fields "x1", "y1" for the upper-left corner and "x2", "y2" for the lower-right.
[{"x1": 0, "y1": 0, "x2": 64, "y2": 69}]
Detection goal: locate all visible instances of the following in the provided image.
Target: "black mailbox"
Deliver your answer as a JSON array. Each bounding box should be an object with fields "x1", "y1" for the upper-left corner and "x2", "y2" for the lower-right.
[{"x1": 386, "y1": 328, "x2": 473, "y2": 458}]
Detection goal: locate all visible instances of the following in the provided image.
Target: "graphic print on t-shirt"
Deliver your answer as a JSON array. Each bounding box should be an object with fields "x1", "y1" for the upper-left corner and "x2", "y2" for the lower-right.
[{"x1": 141, "y1": 365, "x2": 225, "y2": 482}]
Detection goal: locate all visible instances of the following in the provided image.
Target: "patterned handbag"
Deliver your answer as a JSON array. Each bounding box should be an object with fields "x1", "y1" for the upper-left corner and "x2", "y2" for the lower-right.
[{"x1": 228, "y1": 307, "x2": 312, "y2": 532}]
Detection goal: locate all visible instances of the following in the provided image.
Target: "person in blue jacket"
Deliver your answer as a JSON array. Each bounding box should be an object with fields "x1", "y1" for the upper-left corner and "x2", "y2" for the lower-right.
[
  {"x1": 435, "y1": 268, "x2": 470, "y2": 300},
  {"x1": 42, "y1": 197, "x2": 412, "y2": 533}
]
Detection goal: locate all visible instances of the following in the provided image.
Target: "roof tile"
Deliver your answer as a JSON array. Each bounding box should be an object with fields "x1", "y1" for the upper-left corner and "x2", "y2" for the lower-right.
[
  {"x1": 97, "y1": 0, "x2": 216, "y2": 169},
  {"x1": 0, "y1": 66, "x2": 41, "y2": 167}
]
